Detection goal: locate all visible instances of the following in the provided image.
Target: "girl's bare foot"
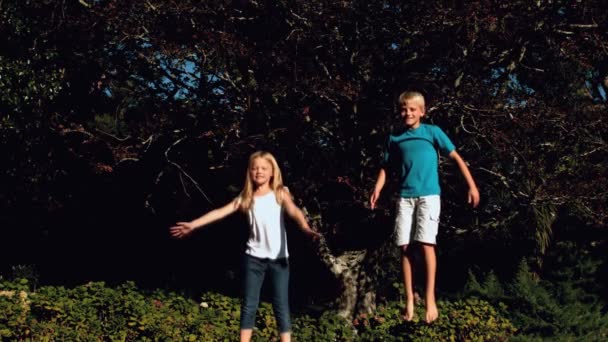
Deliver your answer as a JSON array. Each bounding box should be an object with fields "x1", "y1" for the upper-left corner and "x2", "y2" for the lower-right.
[{"x1": 425, "y1": 303, "x2": 438, "y2": 323}]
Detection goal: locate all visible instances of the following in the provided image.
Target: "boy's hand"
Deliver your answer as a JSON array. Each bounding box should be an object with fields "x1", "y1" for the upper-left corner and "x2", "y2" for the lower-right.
[
  {"x1": 468, "y1": 187, "x2": 480, "y2": 208},
  {"x1": 370, "y1": 190, "x2": 381, "y2": 209}
]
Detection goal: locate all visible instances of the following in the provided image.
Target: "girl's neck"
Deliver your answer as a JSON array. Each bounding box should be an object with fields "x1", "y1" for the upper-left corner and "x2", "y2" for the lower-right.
[{"x1": 253, "y1": 184, "x2": 272, "y2": 196}]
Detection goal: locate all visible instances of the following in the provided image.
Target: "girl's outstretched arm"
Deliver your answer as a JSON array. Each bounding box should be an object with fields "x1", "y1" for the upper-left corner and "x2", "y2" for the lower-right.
[
  {"x1": 281, "y1": 189, "x2": 321, "y2": 240},
  {"x1": 170, "y1": 198, "x2": 240, "y2": 239}
]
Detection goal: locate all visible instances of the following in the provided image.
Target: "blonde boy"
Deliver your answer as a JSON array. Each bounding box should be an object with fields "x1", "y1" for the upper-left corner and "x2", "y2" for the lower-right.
[{"x1": 370, "y1": 91, "x2": 479, "y2": 323}]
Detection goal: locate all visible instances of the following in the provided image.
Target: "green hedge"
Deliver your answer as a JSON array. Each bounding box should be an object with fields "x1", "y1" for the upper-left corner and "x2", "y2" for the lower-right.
[
  {"x1": 355, "y1": 298, "x2": 515, "y2": 341},
  {"x1": 465, "y1": 256, "x2": 608, "y2": 341},
  {"x1": 1, "y1": 279, "x2": 515, "y2": 341}
]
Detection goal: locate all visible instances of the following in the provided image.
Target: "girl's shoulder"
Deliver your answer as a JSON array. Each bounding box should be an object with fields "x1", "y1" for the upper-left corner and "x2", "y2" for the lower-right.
[
  {"x1": 275, "y1": 186, "x2": 292, "y2": 203},
  {"x1": 233, "y1": 195, "x2": 243, "y2": 208}
]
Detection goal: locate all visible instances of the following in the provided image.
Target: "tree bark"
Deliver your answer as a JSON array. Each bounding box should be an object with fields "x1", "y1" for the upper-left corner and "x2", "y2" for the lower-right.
[{"x1": 315, "y1": 235, "x2": 387, "y2": 319}]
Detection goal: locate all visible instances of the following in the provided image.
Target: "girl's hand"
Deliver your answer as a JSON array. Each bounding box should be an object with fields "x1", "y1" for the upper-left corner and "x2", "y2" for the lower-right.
[
  {"x1": 169, "y1": 222, "x2": 196, "y2": 239},
  {"x1": 303, "y1": 227, "x2": 322, "y2": 241}
]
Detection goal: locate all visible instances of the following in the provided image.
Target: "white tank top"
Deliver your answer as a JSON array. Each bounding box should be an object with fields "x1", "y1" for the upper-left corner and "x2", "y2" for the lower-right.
[{"x1": 243, "y1": 191, "x2": 289, "y2": 259}]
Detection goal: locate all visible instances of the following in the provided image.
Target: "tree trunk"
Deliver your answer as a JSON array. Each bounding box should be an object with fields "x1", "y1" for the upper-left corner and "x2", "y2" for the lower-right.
[{"x1": 315, "y1": 235, "x2": 387, "y2": 320}]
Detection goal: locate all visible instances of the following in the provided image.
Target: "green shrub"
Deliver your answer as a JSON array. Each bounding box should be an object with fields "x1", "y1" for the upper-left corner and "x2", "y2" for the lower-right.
[
  {"x1": 465, "y1": 256, "x2": 608, "y2": 340},
  {"x1": 0, "y1": 280, "x2": 223, "y2": 341},
  {"x1": 1, "y1": 279, "x2": 516, "y2": 341},
  {"x1": 0, "y1": 279, "x2": 32, "y2": 339},
  {"x1": 198, "y1": 291, "x2": 241, "y2": 340},
  {"x1": 355, "y1": 298, "x2": 515, "y2": 341}
]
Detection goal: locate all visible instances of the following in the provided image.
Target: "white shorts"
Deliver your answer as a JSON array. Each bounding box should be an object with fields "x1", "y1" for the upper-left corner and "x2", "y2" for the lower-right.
[{"x1": 394, "y1": 195, "x2": 441, "y2": 246}]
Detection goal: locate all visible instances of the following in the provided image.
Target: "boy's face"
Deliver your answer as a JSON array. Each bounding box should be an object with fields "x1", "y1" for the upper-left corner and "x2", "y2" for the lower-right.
[{"x1": 400, "y1": 99, "x2": 425, "y2": 129}]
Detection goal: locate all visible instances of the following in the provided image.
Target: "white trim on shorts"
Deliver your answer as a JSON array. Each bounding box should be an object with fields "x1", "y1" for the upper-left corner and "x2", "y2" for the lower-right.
[{"x1": 394, "y1": 195, "x2": 441, "y2": 246}]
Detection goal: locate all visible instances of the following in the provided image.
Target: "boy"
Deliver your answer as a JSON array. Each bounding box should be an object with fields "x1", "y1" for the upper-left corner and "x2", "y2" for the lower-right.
[{"x1": 370, "y1": 91, "x2": 479, "y2": 323}]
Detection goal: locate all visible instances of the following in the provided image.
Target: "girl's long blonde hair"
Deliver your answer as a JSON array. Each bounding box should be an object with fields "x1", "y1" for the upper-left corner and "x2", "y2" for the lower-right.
[{"x1": 238, "y1": 151, "x2": 285, "y2": 212}]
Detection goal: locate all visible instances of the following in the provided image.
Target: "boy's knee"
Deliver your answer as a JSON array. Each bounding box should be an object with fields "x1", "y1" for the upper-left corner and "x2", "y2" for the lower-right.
[{"x1": 420, "y1": 243, "x2": 436, "y2": 251}]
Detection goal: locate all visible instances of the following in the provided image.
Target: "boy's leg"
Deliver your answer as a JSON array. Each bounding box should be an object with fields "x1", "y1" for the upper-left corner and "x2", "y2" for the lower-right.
[
  {"x1": 395, "y1": 197, "x2": 416, "y2": 321},
  {"x1": 268, "y1": 258, "x2": 291, "y2": 341},
  {"x1": 240, "y1": 255, "x2": 266, "y2": 342},
  {"x1": 401, "y1": 244, "x2": 415, "y2": 321},
  {"x1": 421, "y1": 243, "x2": 438, "y2": 323},
  {"x1": 414, "y1": 195, "x2": 441, "y2": 323}
]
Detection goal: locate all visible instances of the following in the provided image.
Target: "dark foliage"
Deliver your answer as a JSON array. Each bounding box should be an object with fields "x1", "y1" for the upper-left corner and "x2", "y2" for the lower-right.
[{"x1": 1, "y1": 0, "x2": 606, "y2": 324}]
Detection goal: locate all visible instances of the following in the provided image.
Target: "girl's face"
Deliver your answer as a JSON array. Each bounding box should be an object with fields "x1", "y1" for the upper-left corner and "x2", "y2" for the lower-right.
[{"x1": 249, "y1": 157, "x2": 273, "y2": 187}]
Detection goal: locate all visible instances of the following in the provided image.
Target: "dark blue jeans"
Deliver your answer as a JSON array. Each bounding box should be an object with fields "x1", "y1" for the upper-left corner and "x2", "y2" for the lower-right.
[{"x1": 240, "y1": 254, "x2": 291, "y2": 333}]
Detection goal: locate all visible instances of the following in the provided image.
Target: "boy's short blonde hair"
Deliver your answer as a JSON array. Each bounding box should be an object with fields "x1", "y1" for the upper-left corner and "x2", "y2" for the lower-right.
[{"x1": 398, "y1": 91, "x2": 426, "y2": 112}]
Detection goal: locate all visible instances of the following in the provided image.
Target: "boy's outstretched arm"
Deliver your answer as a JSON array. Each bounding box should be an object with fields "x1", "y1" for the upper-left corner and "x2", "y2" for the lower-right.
[
  {"x1": 170, "y1": 199, "x2": 240, "y2": 238},
  {"x1": 449, "y1": 150, "x2": 480, "y2": 207},
  {"x1": 281, "y1": 189, "x2": 321, "y2": 240},
  {"x1": 370, "y1": 168, "x2": 387, "y2": 209}
]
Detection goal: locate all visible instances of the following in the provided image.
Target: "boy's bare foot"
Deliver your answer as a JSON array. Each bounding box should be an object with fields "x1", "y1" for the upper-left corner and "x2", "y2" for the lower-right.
[
  {"x1": 425, "y1": 303, "x2": 438, "y2": 323},
  {"x1": 403, "y1": 300, "x2": 415, "y2": 321}
]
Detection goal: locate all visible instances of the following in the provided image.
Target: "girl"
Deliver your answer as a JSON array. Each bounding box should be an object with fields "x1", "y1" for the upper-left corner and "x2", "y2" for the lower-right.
[{"x1": 170, "y1": 151, "x2": 320, "y2": 342}]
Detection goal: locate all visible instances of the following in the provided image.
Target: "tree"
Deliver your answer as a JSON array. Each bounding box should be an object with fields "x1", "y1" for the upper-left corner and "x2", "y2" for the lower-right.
[{"x1": 1, "y1": 0, "x2": 606, "y2": 320}]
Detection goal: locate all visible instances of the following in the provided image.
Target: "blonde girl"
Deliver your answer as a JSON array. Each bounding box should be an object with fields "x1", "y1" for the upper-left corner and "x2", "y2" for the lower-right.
[{"x1": 170, "y1": 151, "x2": 320, "y2": 342}]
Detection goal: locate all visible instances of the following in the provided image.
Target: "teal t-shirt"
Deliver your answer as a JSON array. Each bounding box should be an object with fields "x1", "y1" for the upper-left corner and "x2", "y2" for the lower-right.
[{"x1": 382, "y1": 123, "x2": 455, "y2": 198}]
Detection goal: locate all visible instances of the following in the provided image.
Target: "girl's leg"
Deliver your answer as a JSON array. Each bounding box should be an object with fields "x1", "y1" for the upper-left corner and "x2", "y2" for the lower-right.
[
  {"x1": 240, "y1": 329, "x2": 253, "y2": 342},
  {"x1": 421, "y1": 243, "x2": 438, "y2": 323},
  {"x1": 240, "y1": 255, "x2": 266, "y2": 342},
  {"x1": 401, "y1": 244, "x2": 415, "y2": 321},
  {"x1": 269, "y1": 258, "x2": 291, "y2": 341}
]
